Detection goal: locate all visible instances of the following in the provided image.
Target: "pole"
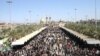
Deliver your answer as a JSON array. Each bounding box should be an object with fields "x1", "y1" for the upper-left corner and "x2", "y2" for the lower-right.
[
  {"x1": 29, "y1": 10, "x2": 32, "y2": 24},
  {"x1": 74, "y1": 8, "x2": 77, "y2": 22},
  {"x1": 46, "y1": 17, "x2": 48, "y2": 24},
  {"x1": 49, "y1": 17, "x2": 51, "y2": 24},
  {"x1": 85, "y1": 15, "x2": 88, "y2": 20},
  {"x1": 95, "y1": 0, "x2": 97, "y2": 30},
  {"x1": 7, "y1": 0, "x2": 12, "y2": 24},
  {"x1": 7, "y1": 0, "x2": 12, "y2": 30}
]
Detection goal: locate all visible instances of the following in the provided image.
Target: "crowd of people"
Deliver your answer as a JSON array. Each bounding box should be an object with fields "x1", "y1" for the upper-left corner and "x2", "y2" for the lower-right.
[
  {"x1": 0, "y1": 26, "x2": 100, "y2": 56},
  {"x1": 64, "y1": 38, "x2": 100, "y2": 56}
]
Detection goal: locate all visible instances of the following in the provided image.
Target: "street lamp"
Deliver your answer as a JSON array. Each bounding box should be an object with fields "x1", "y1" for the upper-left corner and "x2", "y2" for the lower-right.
[
  {"x1": 7, "y1": 0, "x2": 12, "y2": 30},
  {"x1": 7, "y1": 0, "x2": 12, "y2": 24}
]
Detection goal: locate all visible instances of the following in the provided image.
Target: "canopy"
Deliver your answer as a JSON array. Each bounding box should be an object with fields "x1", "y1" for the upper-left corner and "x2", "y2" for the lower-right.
[
  {"x1": 61, "y1": 26, "x2": 100, "y2": 44},
  {"x1": 11, "y1": 27, "x2": 47, "y2": 46}
]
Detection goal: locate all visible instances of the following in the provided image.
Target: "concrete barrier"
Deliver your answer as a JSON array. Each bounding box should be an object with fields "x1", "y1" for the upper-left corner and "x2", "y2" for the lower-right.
[
  {"x1": 60, "y1": 26, "x2": 100, "y2": 45},
  {"x1": 11, "y1": 27, "x2": 47, "y2": 48}
]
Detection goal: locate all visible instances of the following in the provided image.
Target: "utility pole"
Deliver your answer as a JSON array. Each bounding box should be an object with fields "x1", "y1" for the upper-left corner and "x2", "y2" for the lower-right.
[
  {"x1": 29, "y1": 10, "x2": 32, "y2": 24},
  {"x1": 7, "y1": 0, "x2": 12, "y2": 29},
  {"x1": 95, "y1": 0, "x2": 97, "y2": 30},
  {"x1": 74, "y1": 8, "x2": 77, "y2": 22},
  {"x1": 85, "y1": 15, "x2": 88, "y2": 24},
  {"x1": 7, "y1": 0, "x2": 12, "y2": 23}
]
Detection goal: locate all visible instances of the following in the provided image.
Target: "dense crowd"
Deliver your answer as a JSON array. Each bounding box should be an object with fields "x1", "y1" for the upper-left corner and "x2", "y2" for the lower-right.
[
  {"x1": 64, "y1": 38, "x2": 100, "y2": 56},
  {"x1": 0, "y1": 26, "x2": 100, "y2": 56}
]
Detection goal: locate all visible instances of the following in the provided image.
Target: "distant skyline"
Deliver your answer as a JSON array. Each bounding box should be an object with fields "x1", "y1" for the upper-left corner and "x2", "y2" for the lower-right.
[{"x1": 0, "y1": 0, "x2": 100, "y2": 23}]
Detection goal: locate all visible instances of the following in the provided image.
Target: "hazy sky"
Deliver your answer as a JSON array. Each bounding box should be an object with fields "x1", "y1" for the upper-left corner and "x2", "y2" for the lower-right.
[{"x1": 0, "y1": 0, "x2": 100, "y2": 23}]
